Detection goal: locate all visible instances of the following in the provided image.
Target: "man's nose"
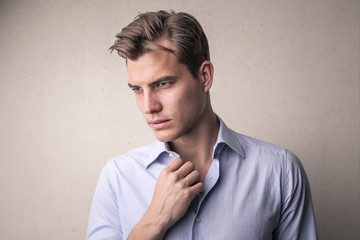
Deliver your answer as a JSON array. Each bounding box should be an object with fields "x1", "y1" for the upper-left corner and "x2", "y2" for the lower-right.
[{"x1": 143, "y1": 91, "x2": 162, "y2": 114}]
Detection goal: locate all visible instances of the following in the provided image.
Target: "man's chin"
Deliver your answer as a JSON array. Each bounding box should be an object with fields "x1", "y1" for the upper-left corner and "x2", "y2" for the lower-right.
[
  {"x1": 153, "y1": 131, "x2": 177, "y2": 143},
  {"x1": 154, "y1": 135, "x2": 173, "y2": 143}
]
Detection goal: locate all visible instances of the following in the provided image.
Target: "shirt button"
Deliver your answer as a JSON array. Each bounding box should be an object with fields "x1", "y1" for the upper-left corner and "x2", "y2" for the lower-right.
[
  {"x1": 195, "y1": 217, "x2": 201, "y2": 223},
  {"x1": 169, "y1": 153, "x2": 174, "y2": 157}
]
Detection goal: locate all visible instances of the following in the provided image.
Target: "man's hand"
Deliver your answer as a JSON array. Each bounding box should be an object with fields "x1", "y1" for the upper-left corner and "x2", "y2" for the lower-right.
[
  {"x1": 150, "y1": 157, "x2": 204, "y2": 227},
  {"x1": 128, "y1": 157, "x2": 203, "y2": 240}
]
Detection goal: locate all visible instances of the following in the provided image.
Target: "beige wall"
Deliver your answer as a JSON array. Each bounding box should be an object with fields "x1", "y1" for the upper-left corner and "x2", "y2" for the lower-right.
[{"x1": 0, "y1": 0, "x2": 359, "y2": 239}]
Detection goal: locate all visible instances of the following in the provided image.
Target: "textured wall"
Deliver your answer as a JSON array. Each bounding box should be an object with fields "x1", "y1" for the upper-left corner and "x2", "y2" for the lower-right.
[{"x1": 0, "y1": 0, "x2": 359, "y2": 239}]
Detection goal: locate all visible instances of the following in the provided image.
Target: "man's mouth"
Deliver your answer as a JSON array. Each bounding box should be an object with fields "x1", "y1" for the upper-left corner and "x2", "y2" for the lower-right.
[{"x1": 149, "y1": 119, "x2": 171, "y2": 130}]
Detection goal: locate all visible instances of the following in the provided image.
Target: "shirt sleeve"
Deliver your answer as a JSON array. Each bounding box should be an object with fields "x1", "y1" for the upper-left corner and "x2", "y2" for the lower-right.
[
  {"x1": 86, "y1": 160, "x2": 124, "y2": 240},
  {"x1": 273, "y1": 150, "x2": 318, "y2": 240}
]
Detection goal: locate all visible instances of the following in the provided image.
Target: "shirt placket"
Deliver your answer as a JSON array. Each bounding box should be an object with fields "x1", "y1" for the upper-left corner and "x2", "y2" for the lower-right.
[{"x1": 190, "y1": 157, "x2": 220, "y2": 238}]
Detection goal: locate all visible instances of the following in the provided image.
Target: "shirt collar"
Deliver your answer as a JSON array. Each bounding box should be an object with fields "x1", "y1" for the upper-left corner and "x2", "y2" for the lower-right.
[
  {"x1": 143, "y1": 141, "x2": 174, "y2": 168},
  {"x1": 143, "y1": 114, "x2": 245, "y2": 168},
  {"x1": 214, "y1": 115, "x2": 245, "y2": 158}
]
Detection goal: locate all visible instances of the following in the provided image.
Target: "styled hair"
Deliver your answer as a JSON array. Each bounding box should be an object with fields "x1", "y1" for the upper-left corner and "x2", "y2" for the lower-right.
[{"x1": 109, "y1": 10, "x2": 210, "y2": 78}]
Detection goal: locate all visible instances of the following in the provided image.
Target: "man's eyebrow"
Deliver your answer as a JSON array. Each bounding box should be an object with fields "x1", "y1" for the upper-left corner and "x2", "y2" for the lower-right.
[
  {"x1": 128, "y1": 82, "x2": 137, "y2": 88},
  {"x1": 128, "y1": 75, "x2": 178, "y2": 88},
  {"x1": 150, "y1": 75, "x2": 178, "y2": 86}
]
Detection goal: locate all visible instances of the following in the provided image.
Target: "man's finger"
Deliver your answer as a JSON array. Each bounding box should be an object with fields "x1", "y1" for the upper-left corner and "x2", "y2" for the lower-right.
[
  {"x1": 183, "y1": 169, "x2": 200, "y2": 186},
  {"x1": 176, "y1": 161, "x2": 195, "y2": 178},
  {"x1": 189, "y1": 182, "x2": 204, "y2": 196},
  {"x1": 167, "y1": 157, "x2": 184, "y2": 172}
]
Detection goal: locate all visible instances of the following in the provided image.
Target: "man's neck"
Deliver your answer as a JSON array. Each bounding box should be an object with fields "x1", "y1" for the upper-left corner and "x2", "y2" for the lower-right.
[{"x1": 168, "y1": 110, "x2": 219, "y2": 181}]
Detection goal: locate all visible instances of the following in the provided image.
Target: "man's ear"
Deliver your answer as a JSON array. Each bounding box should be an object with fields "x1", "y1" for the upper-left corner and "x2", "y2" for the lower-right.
[{"x1": 198, "y1": 61, "x2": 214, "y2": 93}]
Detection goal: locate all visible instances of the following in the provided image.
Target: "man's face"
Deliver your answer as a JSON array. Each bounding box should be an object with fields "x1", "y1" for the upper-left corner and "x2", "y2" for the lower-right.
[{"x1": 127, "y1": 40, "x2": 207, "y2": 143}]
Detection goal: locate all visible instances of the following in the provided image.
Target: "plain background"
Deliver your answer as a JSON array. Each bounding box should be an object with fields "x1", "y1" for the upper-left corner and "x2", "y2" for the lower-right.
[{"x1": 0, "y1": 0, "x2": 359, "y2": 239}]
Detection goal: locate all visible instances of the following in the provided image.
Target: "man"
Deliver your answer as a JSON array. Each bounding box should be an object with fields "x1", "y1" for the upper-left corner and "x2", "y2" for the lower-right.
[{"x1": 87, "y1": 10, "x2": 318, "y2": 239}]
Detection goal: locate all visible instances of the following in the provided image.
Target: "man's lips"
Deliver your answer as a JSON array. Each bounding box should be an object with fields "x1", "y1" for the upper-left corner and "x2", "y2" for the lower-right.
[{"x1": 148, "y1": 119, "x2": 171, "y2": 130}]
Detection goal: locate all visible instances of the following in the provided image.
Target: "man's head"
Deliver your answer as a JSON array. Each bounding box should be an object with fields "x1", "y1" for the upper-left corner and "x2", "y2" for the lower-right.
[
  {"x1": 111, "y1": 10, "x2": 215, "y2": 143},
  {"x1": 109, "y1": 10, "x2": 210, "y2": 78}
]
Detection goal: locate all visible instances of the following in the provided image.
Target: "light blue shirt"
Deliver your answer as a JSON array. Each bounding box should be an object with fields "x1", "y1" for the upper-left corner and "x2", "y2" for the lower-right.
[{"x1": 87, "y1": 117, "x2": 318, "y2": 239}]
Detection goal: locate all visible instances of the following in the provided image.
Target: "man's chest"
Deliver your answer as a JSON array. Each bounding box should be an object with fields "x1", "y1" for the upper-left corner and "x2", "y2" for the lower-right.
[{"x1": 117, "y1": 157, "x2": 282, "y2": 239}]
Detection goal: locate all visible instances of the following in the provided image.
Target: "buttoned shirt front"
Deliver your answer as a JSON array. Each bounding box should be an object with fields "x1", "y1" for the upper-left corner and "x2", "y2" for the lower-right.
[{"x1": 87, "y1": 117, "x2": 318, "y2": 239}]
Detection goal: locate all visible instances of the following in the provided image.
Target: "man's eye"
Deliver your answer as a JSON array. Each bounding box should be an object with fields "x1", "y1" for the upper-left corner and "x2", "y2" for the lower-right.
[
  {"x1": 157, "y1": 82, "x2": 170, "y2": 88},
  {"x1": 132, "y1": 87, "x2": 142, "y2": 92}
]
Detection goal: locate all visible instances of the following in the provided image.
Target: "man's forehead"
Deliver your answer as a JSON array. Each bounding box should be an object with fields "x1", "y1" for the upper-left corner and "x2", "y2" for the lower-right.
[{"x1": 127, "y1": 49, "x2": 181, "y2": 84}]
